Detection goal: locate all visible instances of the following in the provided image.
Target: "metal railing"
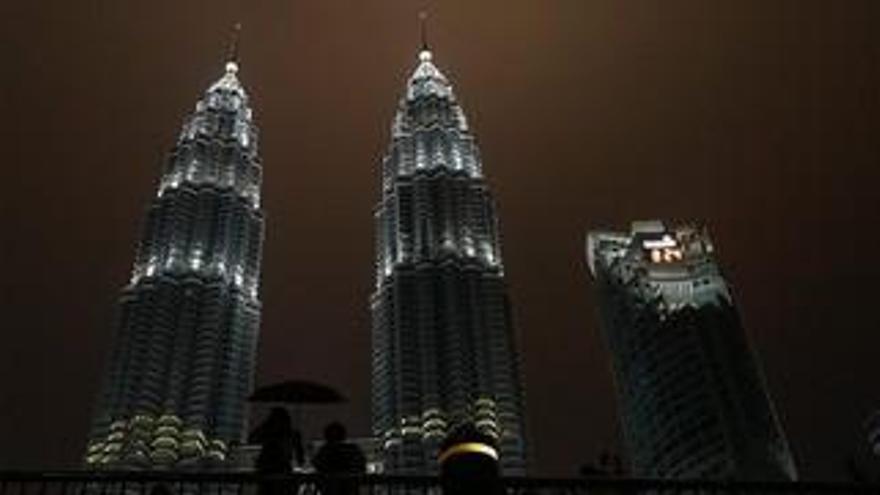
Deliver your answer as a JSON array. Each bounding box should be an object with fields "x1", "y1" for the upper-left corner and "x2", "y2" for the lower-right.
[{"x1": 0, "y1": 471, "x2": 877, "y2": 495}]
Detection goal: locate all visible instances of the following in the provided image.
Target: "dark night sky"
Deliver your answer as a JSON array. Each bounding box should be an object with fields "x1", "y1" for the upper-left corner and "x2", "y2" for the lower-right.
[{"x1": 2, "y1": 0, "x2": 879, "y2": 480}]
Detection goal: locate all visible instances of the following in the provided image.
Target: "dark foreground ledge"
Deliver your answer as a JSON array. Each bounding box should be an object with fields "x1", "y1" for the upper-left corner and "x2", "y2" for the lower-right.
[{"x1": 0, "y1": 471, "x2": 878, "y2": 494}]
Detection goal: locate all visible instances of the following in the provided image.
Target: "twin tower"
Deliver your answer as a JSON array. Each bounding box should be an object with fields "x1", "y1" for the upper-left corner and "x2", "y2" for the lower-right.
[
  {"x1": 86, "y1": 38, "x2": 797, "y2": 481},
  {"x1": 85, "y1": 45, "x2": 527, "y2": 474}
]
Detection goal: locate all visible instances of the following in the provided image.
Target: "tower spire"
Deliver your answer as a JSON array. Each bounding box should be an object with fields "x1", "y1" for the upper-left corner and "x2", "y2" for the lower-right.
[
  {"x1": 226, "y1": 23, "x2": 242, "y2": 73},
  {"x1": 419, "y1": 11, "x2": 429, "y2": 52}
]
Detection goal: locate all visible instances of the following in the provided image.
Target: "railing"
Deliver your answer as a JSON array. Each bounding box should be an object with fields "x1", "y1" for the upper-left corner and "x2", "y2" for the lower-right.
[{"x1": 0, "y1": 471, "x2": 877, "y2": 495}]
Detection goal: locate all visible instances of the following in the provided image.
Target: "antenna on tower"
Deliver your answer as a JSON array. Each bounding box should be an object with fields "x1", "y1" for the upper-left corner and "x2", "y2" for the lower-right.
[
  {"x1": 226, "y1": 23, "x2": 242, "y2": 64},
  {"x1": 419, "y1": 11, "x2": 429, "y2": 51}
]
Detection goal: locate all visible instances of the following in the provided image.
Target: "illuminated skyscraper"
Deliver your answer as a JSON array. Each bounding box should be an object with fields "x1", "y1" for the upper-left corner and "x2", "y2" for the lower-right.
[
  {"x1": 587, "y1": 221, "x2": 797, "y2": 480},
  {"x1": 86, "y1": 49, "x2": 264, "y2": 469},
  {"x1": 370, "y1": 44, "x2": 528, "y2": 474}
]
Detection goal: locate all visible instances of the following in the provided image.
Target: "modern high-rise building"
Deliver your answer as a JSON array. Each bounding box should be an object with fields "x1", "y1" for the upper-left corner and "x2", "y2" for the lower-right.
[
  {"x1": 86, "y1": 53, "x2": 264, "y2": 469},
  {"x1": 370, "y1": 44, "x2": 528, "y2": 474},
  {"x1": 586, "y1": 221, "x2": 797, "y2": 480}
]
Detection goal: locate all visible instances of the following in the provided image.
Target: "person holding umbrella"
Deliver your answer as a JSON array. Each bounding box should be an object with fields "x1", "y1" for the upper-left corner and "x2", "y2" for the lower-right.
[
  {"x1": 249, "y1": 407, "x2": 305, "y2": 472},
  {"x1": 248, "y1": 407, "x2": 304, "y2": 495},
  {"x1": 248, "y1": 379, "x2": 347, "y2": 489}
]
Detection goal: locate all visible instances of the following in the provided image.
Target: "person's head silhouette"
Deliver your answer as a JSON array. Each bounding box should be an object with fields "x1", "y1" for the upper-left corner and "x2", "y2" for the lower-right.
[
  {"x1": 324, "y1": 421, "x2": 348, "y2": 443},
  {"x1": 313, "y1": 421, "x2": 366, "y2": 481},
  {"x1": 324, "y1": 421, "x2": 347, "y2": 444}
]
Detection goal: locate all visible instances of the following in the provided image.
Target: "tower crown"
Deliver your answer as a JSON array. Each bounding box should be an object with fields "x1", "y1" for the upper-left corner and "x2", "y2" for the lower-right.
[
  {"x1": 388, "y1": 48, "x2": 472, "y2": 177},
  {"x1": 138, "y1": 57, "x2": 263, "y2": 289},
  {"x1": 162, "y1": 59, "x2": 260, "y2": 208},
  {"x1": 207, "y1": 61, "x2": 247, "y2": 98},
  {"x1": 407, "y1": 49, "x2": 453, "y2": 101}
]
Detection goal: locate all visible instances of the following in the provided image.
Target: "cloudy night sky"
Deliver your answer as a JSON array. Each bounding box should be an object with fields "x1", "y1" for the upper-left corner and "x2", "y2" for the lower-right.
[{"x1": 2, "y1": 0, "x2": 879, "y2": 479}]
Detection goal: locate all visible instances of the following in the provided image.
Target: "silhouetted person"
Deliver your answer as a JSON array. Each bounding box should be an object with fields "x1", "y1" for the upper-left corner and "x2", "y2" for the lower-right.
[
  {"x1": 439, "y1": 423, "x2": 502, "y2": 495},
  {"x1": 248, "y1": 407, "x2": 304, "y2": 495},
  {"x1": 312, "y1": 422, "x2": 366, "y2": 495}
]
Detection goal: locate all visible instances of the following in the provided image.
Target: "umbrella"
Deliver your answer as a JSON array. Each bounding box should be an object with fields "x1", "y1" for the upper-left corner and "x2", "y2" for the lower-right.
[{"x1": 249, "y1": 380, "x2": 345, "y2": 405}]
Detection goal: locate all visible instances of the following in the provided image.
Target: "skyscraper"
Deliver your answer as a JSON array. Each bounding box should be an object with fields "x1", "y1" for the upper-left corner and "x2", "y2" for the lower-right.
[
  {"x1": 370, "y1": 44, "x2": 528, "y2": 474},
  {"x1": 586, "y1": 221, "x2": 797, "y2": 480},
  {"x1": 86, "y1": 51, "x2": 264, "y2": 469}
]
